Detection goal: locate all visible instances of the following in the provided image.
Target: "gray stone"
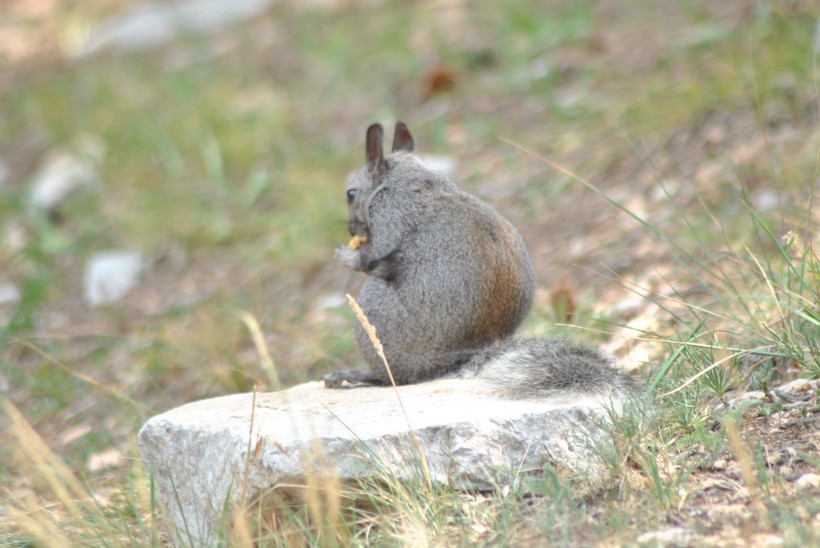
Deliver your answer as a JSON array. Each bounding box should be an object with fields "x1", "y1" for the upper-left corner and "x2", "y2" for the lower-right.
[
  {"x1": 726, "y1": 390, "x2": 766, "y2": 408},
  {"x1": 0, "y1": 282, "x2": 21, "y2": 306},
  {"x1": 29, "y1": 151, "x2": 99, "y2": 211},
  {"x1": 0, "y1": 158, "x2": 9, "y2": 190},
  {"x1": 814, "y1": 17, "x2": 820, "y2": 54},
  {"x1": 753, "y1": 189, "x2": 780, "y2": 212},
  {"x1": 83, "y1": 250, "x2": 145, "y2": 306},
  {"x1": 776, "y1": 378, "x2": 817, "y2": 397},
  {"x1": 77, "y1": 0, "x2": 275, "y2": 57},
  {"x1": 139, "y1": 379, "x2": 617, "y2": 543},
  {"x1": 636, "y1": 527, "x2": 699, "y2": 546},
  {"x1": 794, "y1": 473, "x2": 820, "y2": 494}
]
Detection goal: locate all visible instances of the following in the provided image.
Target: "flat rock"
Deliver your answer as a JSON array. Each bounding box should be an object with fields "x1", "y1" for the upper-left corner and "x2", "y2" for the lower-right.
[
  {"x1": 139, "y1": 379, "x2": 617, "y2": 543},
  {"x1": 777, "y1": 378, "x2": 818, "y2": 396}
]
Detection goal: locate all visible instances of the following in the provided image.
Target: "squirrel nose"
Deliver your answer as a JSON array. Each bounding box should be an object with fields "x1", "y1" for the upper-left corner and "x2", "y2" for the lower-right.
[{"x1": 348, "y1": 218, "x2": 368, "y2": 238}]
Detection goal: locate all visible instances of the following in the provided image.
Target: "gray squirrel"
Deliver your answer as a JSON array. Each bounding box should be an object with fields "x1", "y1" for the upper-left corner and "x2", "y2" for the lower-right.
[{"x1": 323, "y1": 122, "x2": 630, "y2": 398}]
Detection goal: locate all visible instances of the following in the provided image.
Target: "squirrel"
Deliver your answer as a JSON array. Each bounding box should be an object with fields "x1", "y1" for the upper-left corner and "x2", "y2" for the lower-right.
[{"x1": 323, "y1": 122, "x2": 630, "y2": 398}]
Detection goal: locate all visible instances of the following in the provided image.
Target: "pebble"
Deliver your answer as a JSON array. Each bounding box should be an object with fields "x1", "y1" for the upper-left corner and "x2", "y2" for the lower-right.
[
  {"x1": 87, "y1": 448, "x2": 123, "y2": 471},
  {"x1": 757, "y1": 533, "x2": 785, "y2": 546},
  {"x1": 752, "y1": 189, "x2": 780, "y2": 212},
  {"x1": 712, "y1": 458, "x2": 728, "y2": 471},
  {"x1": 794, "y1": 473, "x2": 820, "y2": 493},
  {"x1": 814, "y1": 17, "x2": 820, "y2": 53},
  {"x1": 0, "y1": 158, "x2": 9, "y2": 190},
  {"x1": 636, "y1": 527, "x2": 699, "y2": 546},
  {"x1": 777, "y1": 378, "x2": 816, "y2": 396},
  {"x1": 83, "y1": 250, "x2": 145, "y2": 306},
  {"x1": 709, "y1": 503, "x2": 753, "y2": 522},
  {"x1": 314, "y1": 291, "x2": 347, "y2": 311},
  {"x1": 728, "y1": 390, "x2": 767, "y2": 406},
  {"x1": 0, "y1": 282, "x2": 21, "y2": 306},
  {"x1": 766, "y1": 452, "x2": 785, "y2": 467},
  {"x1": 3, "y1": 221, "x2": 28, "y2": 253},
  {"x1": 29, "y1": 151, "x2": 98, "y2": 211}
]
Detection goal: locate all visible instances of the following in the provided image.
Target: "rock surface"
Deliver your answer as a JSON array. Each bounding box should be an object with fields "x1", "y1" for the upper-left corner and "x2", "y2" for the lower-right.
[{"x1": 139, "y1": 379, "x2": 617, "y2": 543}]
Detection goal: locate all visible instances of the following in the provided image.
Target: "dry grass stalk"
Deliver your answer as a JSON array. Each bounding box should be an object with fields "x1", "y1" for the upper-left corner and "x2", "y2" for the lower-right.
[
  {"x1": 724, "y1": 417, "x2": 770, "y2": 530},
  {"x1": 346, "y1": 294, "x2": 432, "y2": 489},
  {"x1": 3, "y1": 401, "x2": 90, "y2": 544},
  {"x1": 239, "y1": 312, "x2": 282, "y2": 391}
]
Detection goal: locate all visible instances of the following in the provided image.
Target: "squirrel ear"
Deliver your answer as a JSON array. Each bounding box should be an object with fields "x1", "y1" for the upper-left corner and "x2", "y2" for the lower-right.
[
  {"x1": 365, "y1": 123, "x2": 387, "y2": 180},
  {"x1": 392, "y1": 121, "x2": 415, "y2": 153}
]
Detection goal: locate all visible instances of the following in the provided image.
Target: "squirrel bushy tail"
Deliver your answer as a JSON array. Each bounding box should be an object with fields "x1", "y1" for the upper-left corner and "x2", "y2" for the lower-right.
[{"x1": 460, "y1": 338, "x2": 632, "y2": 399}]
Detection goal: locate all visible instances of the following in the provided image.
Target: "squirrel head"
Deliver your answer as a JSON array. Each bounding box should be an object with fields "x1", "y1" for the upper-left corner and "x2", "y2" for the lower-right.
[{"x1": 344, "y1": 121, "x2": 416, "y2": 238}]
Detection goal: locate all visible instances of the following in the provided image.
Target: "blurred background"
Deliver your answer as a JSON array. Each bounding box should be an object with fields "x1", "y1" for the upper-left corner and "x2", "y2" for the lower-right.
[{"x1": 1, "y1": 0, "x2": 818, "y2": 536}]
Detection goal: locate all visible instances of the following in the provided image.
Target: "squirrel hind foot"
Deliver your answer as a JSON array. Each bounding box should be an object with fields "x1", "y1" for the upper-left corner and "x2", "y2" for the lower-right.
[{"x1": 322, "y1": 370, "x2": 384, "y2": 389}]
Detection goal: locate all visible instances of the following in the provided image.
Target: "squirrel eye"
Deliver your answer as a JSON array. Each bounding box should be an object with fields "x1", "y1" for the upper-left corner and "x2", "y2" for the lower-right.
[{"x1": 346, "y1": 188, "x2": 357, "y2": 203}]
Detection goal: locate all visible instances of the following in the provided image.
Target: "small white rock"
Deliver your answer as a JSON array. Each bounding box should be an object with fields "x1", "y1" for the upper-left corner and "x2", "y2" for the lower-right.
[
  {"x1": 794, "y1": 473, "x2": 820, "y2": 493},
  {"x1": 813, "y1": 17, "x2": 820, "y2": 54},
  {"x1": 712, "y1": 459, "x2": 728, "y2": 470},
  {"x1": 777, "y1": 378, "x2": 816, "y2": 396},
  {"x1": 0, "y1": 283, "x2": 21, "y2": 306},
  {"x1": 0, "y1": 158, "x2": 9, "y2": 190},
  {"x1": 29, "y1": 151, "x2": 98, "y2": 211},
  {"x1": 314, "y1": 291, "x2": 347, "y2": 310},
  {"x1": 87, "y1": 448, "x2": 123, "y2": 471},
  {"x1": 636, "y1": 527, "x2": 698, "y2": 546},
  {"x1": 758, "y1": 534, "x2": 785, "y2": 547},
  {"x1": 753, "y1": 189, "x2": 780, "y2": 212},
  {"x1": 3, "y1": 221, "x2": 28, "y2": 253},
  {"x1": 83, "y1": 250, "x2": 145, "y2": 306},
  {"x1": 728, "y1": 390, "x2": 767, "y2": 407}
]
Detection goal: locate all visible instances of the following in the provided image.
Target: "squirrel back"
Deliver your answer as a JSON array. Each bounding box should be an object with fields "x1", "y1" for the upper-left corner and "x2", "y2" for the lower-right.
[{"x1": 325, "y1": 122, "x2": 629, "y2": 398}]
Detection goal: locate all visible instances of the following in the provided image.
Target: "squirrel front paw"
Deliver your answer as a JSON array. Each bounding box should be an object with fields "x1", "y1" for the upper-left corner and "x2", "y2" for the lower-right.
[{"x1": 335, "y1": 245, "x2": 361, "y2": 270}]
